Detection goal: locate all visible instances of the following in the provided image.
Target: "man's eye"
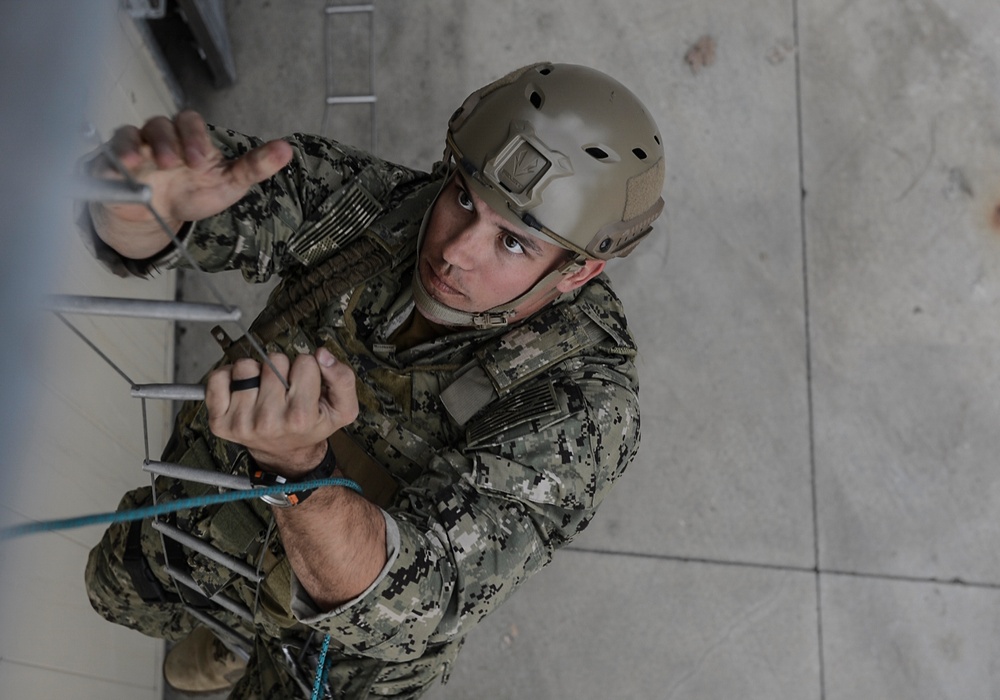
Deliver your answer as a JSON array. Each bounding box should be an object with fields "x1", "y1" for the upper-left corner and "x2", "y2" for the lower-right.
[
  {"x1": 457, "y1": 189, "x2": 474, "y2": 212},
  {"x1": 502, "y1": 234, "x2": 525, "y2": 255}
]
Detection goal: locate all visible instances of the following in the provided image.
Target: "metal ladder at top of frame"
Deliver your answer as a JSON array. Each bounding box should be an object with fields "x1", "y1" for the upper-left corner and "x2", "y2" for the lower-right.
[{"x1": 324, "y1": 3, "x2": 378, "y2": 153}]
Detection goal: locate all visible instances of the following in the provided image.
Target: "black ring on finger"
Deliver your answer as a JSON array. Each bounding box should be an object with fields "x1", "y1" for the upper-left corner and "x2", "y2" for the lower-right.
[{"x1": 230, "y1": 376, "x2": 262, "y2": 392}]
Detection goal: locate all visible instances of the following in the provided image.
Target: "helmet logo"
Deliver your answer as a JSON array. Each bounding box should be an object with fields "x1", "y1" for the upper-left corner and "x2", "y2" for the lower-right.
[
  {"x1": 497, "y1": 140, "x2": 550, "y2": 195},
  {"x1": 512, "y1": 149, "x2": 542, "y2": 178}
]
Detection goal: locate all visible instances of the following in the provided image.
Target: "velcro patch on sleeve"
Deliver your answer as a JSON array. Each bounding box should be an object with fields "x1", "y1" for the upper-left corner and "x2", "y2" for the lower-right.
[
  {"x1": 465, "y1": 381, "x2": 562, "y2": 449},
  {"x1": 287, "y1": 178, "x2": 383, "y2": 267}
]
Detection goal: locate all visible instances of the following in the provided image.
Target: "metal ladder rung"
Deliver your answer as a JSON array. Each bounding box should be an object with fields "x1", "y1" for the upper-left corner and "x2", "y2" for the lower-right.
[
  {"x1": 74, "y1": 174, "x2": 151, "y2": 204},
  {"x1": 46, "y1": 294, "x2": 241, "y2": 323},
  {"x1": 144, "y1": 460, "x2": 251, "y2": 491},
  {"x1": 131, "y1": 383, "x2": 207, "y2": 401},
  {"x1": 326, "y1": 95, "x2": 377, "y2": 104},
  {"x1": 184, "y1": 606, "x2": 253, "y2": 660},
  {"x1": 166, "y1": 565, "x2": 254, "y2": 624},
  {"x1": 153, "y1": 520, "x2": 263, "y2": 583},
  {"x1": 325, "y1": 4, "x2": 373, "y2": 14}
]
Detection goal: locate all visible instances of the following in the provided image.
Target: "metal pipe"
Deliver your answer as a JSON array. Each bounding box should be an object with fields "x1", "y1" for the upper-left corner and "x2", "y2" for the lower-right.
[
  {"x1": 325, "y1": 4, "x2": 373, "y2": 13},
  {"x1": 131, "y1": 383, "x2": 206, "y2": 401},
  {"x1": 46, "y1": 294, "x2": 241, "y2": 322},
  {"x1": 166, "y1": 566, "x2": 254, "y2": 623},
  {"x1": 152, "y1": 520, "x2": 263, "y2": 582},
  {"x1": 368, "y1": 2, "x2": 377, "y2": 154},
  {"x1": 325, "y1": 95, "x2": 377, "y2": 104},
  {"x1": 143, "y1": 460, "x2": 251, "y2": 491},
  {"x1": 73, "y1": 174, "x2": 151, "y2": 203},
  {"x1": 184, "y1": 607, "x2": 253, "y2": 660}
]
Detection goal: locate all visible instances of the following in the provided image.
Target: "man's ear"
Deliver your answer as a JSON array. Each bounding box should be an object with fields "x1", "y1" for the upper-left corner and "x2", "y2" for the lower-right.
[{"x1": 556, "y1": 259, "x2": 606, "y2": 293}]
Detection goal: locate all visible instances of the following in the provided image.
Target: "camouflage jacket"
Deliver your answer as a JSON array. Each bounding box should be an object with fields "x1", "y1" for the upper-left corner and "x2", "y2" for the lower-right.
[{"x1": 117, "y1": 127, "x2": 641, "y2": 665}]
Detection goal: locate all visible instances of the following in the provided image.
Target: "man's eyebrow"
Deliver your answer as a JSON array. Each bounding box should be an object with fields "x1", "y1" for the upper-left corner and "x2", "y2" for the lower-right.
[{"x1": 454, "y1": 173, "x2": 545, "y2": 254}]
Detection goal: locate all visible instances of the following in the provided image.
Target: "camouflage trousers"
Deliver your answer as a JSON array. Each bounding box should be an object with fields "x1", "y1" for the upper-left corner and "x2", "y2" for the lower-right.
[{"x1": 84, "y1": 485, "x2": 463, "y2": 699}]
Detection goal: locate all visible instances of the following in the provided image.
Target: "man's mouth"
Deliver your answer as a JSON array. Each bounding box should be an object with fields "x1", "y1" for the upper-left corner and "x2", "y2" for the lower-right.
[{"x1": 423, "y1": 262, "x2": 464, "y2": 299}]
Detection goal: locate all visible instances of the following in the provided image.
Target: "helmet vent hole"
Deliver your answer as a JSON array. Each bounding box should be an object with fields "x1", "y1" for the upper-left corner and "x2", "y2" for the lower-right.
[
  {"x1": 539, "y1": 67, "x2": 552, "y2": 75},
  {"x1": 632, "y1": 147, "x2": 648, "y2": 160},
  {"x1": 585, "y1": 146, "x2": 611, "y2": 160},
  {"x1": 529, "y1": 91, "x2": 543, "y2": 109},
  {"x1": 654, "y1": 134, "x2": 661, "y2": 145}
]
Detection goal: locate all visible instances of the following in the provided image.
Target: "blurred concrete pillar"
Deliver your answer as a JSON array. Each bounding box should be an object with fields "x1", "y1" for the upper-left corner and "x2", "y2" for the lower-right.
[{"x1": 0, "y1": 2, "x2": 109, "y2": 528}]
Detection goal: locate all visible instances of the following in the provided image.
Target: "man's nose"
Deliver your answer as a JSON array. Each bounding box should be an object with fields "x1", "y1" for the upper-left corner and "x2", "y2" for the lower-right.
[{"x1": 441, "y1": 222, "x2": 487, "y2": 270}]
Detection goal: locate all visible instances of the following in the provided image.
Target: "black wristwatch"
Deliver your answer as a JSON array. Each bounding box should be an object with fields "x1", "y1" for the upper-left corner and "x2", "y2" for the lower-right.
[{"x1": 248, "y1": 445, "x2": 337, "y2": 507}]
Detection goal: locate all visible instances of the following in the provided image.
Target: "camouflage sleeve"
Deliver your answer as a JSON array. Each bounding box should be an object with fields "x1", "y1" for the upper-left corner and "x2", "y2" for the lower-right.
[
  {"x1": 89, "y1": 126, "x2": 426, "y2": 281},
  {"x1": 292, "y1": 366, "x2": 640, "y2": 661},
  {"x1": 288, "y1": 510, "x2": 402, "y2": 620}
]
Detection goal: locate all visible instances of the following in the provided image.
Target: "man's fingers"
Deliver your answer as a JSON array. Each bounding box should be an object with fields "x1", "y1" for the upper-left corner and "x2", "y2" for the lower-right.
[
  {"x1": 139, "y1": 116, "x2": 184, "y2": 169},
  {"x1": 285, "y1": 353, "x2": 324, "y2": 428},
  {"x1": 316, "y1": 348, "x2": 359, "y2": 428},
  {"x1": 204, "y1": 364, "x2": 236, "y2": 427},
  {"x1": 205, "y1": 351, "x2": 355, "y2": 459},
  {"x1": 212, "y1": 357, "x2": 263, "y2": 407},
  {"x1": 205, "y1": 358, "x2": 262, "y2": 439},
  {"x1": 284, "y1": 350, "x2": 357, "y2": 434},
  {"x1": 175, "y1": 110, "x2": 214, "y2": 169},
  {"x1": 231, "y1": 357, "x2": 265, "y2": 384},
  {"x1": 104, "y1": 125, "x2": 146, "y2": 171},
  {"x1": 257, "y1": 353, "x2": 291, "y2": 404}
]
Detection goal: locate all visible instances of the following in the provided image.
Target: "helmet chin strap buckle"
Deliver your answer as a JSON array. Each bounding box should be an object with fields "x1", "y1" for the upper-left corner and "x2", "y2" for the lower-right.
[{"x1": 471, "y1": 310, "x2": 517, "y2": 329}]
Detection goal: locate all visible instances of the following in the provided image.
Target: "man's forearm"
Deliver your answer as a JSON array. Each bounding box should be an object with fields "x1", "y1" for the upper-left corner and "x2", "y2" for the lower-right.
[{"x1": 273, "y1": 484, "x2": 388, "y2": 611}]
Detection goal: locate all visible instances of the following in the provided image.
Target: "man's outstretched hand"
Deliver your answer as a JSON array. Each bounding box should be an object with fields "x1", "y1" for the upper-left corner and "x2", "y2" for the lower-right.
[{"x1": 90, "y1": 110, "x2": 293, "y2": 259}]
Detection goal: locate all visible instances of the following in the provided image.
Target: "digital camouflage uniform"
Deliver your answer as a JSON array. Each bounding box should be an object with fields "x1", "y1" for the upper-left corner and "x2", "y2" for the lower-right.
[{"x1": 85, "y1": 126, "x2": 641, "y2": 698}]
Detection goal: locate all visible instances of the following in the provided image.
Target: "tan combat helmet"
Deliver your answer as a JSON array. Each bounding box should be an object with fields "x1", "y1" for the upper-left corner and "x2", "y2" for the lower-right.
[{"x1": 413, "y1": 62, "x2": 666, "y2": 328}]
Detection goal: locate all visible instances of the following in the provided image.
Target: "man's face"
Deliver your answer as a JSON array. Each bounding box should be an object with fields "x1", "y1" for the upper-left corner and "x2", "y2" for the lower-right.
[{"x1": 417, "y1": 174, "x2": 573, "y2": 323}]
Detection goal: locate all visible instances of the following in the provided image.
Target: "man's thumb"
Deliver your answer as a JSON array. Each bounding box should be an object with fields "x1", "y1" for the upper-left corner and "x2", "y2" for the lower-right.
[
  {"x1": 230, "y1": 139, "x2": 293, "y2": 189},
  {"x1": 317, "y1": 346, "x2": 337, "y2": 369}
]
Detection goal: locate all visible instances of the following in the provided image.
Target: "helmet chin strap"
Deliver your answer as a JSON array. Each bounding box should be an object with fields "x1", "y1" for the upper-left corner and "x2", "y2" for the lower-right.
[{"x1": 412, "y1": 257, "x2": 584, "y2": 329}]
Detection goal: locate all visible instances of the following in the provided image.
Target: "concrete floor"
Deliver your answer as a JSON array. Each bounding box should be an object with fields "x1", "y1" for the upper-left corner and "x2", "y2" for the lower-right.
[{"x1": 164, "y1": 0, "x2": 1000, "y2": 698}]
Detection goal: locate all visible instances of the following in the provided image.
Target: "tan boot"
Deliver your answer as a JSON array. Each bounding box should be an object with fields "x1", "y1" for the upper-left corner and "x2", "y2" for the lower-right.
[{"x1": 163, "y1": 626, "x2": 248, "y2": 694}]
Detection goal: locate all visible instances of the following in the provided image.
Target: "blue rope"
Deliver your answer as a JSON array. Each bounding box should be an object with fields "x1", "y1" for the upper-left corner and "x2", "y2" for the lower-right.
[
  {"x1": 312, "y1": 633, "x2": 333, "y2": 700},
  {"x1": 0, "y1": 477, "x2": 362, "y2": 540}
]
